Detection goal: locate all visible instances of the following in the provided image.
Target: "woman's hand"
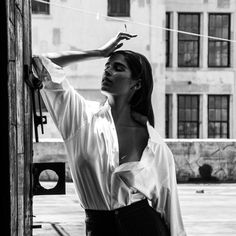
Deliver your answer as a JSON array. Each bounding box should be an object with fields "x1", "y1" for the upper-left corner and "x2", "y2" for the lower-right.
[{"x1": 99, "y1": 32, "x2": 137, "y2": 57}]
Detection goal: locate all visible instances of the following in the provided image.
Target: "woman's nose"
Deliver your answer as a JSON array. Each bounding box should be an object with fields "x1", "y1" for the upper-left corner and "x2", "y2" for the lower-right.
[{"x1": 104, "y1": 67, "x2": 112, "y2": 76}]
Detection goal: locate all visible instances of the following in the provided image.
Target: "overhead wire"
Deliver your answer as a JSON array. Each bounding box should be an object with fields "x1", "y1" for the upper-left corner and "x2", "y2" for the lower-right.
[{"x1": 33, "y1": 0, "x2": 236, "y2": 43}]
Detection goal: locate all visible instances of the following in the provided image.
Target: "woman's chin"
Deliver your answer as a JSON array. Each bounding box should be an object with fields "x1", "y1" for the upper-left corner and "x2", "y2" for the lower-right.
[
  {"x1": 101, "y1": 88, "x2": 117, "y2": 97},
  {"x1": 101, "y1": 87, "x2": 110, "y2": 96}
]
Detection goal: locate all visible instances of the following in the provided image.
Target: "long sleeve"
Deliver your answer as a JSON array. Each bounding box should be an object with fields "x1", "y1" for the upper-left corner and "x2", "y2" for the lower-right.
[{"x1": 32, "y1": 56, "x2": 97, "y2": 140}]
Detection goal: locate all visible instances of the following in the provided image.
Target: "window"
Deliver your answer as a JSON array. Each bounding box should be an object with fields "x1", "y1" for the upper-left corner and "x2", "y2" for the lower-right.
[
  {"x1": 165, "y1": 94, "x2": 171, "y2": 138},
  {"x1": 208, "y1": 95, "x2": 229, "y2": 138},
  {"x1": 166, "y1": 12, "x2": 171, "y2": 67},
  {"x1": 178, "y1": 95, "x2": 199, "y2": 138},
  {"x1": 32, "y1": 0, "x2": 50, "y2": 15},
  {"x1": 108, "y1": 0, "x2": 130, "y2": 17},
  {"x1": 178, "y1": 13, "x2": 200, "y2": 67},
  {"x1": 208, "y1": 14, "x2": 230, "y2": 67}
]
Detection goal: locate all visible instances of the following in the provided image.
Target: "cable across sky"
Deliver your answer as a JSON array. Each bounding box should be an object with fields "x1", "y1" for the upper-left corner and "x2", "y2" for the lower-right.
[{"x1": 34, "y1": 0, "x2": 236, "y2": 43}]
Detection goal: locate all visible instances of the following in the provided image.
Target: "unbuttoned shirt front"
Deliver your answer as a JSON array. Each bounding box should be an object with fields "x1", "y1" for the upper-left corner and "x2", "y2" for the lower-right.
[{"x1": 33, "y1": 56, "x2": 186, "y2": 236}]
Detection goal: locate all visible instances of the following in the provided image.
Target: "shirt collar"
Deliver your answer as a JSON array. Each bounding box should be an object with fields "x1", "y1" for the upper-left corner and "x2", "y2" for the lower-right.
[
  {"x1": 96, "y1": 99, "x2": 111, "y2": 114},
  {"x1": 146, "y1": 122, "x2": 164, "y2": 145}
]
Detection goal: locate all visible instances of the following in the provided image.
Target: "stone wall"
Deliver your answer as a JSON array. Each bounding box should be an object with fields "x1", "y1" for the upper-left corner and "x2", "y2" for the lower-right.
[
  {"x1": 167, "y1": 140, "x2": 236, "y2": 182},
  {"x1": 33, "y1": 139, "x2": 236, "y2": 182}
]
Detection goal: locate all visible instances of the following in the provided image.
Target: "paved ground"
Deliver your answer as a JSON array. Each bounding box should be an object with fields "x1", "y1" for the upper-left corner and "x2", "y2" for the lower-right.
[{"x1": 33, "y1": 183, "x2": 236, "y2": 236}]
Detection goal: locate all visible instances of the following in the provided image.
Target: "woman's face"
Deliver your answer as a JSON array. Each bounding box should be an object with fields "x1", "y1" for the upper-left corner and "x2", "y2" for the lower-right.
[{"x1": 101, "y1": 54, "x2": 137, "y2": 96}]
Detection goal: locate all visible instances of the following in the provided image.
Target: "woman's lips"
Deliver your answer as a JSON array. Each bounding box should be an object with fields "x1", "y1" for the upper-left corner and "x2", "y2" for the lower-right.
[{"x1": 102, "y1": 77, "x2": 112, "y2": 85}]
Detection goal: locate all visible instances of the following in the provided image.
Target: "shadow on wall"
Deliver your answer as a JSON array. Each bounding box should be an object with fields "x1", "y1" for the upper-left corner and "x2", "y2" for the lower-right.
[
  {"x1": 166, "y1": 140, "x2": 236, "y2": 183},
  {"x1": 188, "y1": 164, "x2": 219, "y2": 183}
]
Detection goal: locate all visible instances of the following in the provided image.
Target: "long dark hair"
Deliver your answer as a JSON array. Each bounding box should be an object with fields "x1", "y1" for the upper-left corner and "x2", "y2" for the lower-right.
[{"x1": 110, "y1": 50, "x2": 155, "y2": 127}]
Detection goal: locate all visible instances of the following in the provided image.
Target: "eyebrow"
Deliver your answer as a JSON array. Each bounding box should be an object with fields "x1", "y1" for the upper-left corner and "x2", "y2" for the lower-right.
[{"x1": 105, "y1": 61, "x2": 128, "y2": 69}]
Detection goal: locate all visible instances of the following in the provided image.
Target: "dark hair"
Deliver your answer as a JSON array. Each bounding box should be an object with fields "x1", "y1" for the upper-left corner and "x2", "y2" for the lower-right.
[{"x1": 110, "y1": 50, "x2": 155, "y2": 127}]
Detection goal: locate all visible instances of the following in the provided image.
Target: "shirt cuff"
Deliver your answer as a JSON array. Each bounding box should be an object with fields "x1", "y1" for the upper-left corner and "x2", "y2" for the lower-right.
[{"x1": 33, "y1": 55, "x2": 66, "y2": 85}]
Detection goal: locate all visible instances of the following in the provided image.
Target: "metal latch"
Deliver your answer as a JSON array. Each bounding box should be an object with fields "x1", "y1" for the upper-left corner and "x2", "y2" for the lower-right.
[{"x1": 24, "y1": 64, "x2": 47, "y2": 142}]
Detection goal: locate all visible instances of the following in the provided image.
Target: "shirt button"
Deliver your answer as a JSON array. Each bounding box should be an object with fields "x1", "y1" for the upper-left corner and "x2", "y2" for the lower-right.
[{"x1": 114, "y1": 210, "x2": 119, "y2": 215}]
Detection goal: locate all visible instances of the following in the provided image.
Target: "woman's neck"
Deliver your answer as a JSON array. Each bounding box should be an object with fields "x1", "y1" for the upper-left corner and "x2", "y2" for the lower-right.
[{"x1": 107, "y1": 95, "x2": 134, "y2": 126}]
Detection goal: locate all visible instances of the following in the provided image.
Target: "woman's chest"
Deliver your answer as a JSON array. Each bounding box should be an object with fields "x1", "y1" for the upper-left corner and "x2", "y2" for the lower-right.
[
  {"x1": 77, "y1": 117, "x2": 149, "y2": 166},
  {"x1": 116, "y1": 127, "x2": 149, "y2": 164}
]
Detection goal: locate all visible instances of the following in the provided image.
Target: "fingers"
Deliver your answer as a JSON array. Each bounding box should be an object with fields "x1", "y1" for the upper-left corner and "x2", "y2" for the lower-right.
[
  {"x1": 99, "y1": 32, "x2": 137, "y2": 57},
  {"x1": 32, "y1": 57, "x2": 42, "y2": 78},
  {"x1": 119, "y1": 32, "x2": 138, "y2": 37},
  {"x1": 117, "y1": 32, "x2": 138, "y2": 40},
  {"x1": 32, "y1": 57, "x2": 48, "y2": 80}
]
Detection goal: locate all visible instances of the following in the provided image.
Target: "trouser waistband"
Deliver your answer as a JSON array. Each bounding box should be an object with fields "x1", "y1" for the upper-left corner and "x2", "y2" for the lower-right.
[{"x1": 85, "y1": 199, "x2": 149, "y2": 218}]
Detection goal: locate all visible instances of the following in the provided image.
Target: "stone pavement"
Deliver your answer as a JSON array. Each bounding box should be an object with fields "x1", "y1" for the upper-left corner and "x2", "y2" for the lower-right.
[{"x1": 33, "y1": 183, "x2": 236, "y2": 236}]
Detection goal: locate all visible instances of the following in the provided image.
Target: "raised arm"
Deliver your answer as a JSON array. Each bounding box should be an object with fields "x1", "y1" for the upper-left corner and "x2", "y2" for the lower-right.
[{"x1": 43, "y1": 32, "x2": 137, "y2": 67}]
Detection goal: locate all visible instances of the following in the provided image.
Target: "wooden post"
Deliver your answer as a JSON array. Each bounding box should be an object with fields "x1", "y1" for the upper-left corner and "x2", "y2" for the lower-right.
[
  {"x1": 0, "y1": 0, "x2": 11, "y2": 235},
  {"x1": 1, "y1": 0, "x2": 33, "y2": 235},
  {"x1": 23, "y1": 1, "x2": 33, "y2": 235}
]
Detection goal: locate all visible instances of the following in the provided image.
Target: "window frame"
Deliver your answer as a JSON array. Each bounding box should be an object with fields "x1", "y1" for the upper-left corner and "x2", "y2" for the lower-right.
[
  {"x1": 178, "y1": 13, "x2": 200, "y2": 68},
  {"x1": 208, "y1": 13, "x2": 231, "y2": 68},
  {"x1": 208, "y1": 95, "x2": 230, "y2": 138},
  {"x1": 166, "y1": 12, "x2": 171, "y2": 67},
  {"x1": 165, "y1": 94, "x2": 170, "y2": 138},
  {"x1": 177, "y1": 95, "x2": 200, "y2": 138}
]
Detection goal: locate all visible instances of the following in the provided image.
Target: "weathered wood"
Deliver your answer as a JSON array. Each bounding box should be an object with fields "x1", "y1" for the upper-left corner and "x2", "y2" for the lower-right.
[
  {"x1": 9, "y1": 0, "x2": 15, "y2": 26},
  {"x1": 15, "y1": 0, "x2": 23, "y2": 11},
  {"x1": 8, "y1": 21, "x2": 16, "y2": 61},
  {"x1": 23, "y1": 0, "x2": 33, "y2": 234},
  {"x1": 8, "y1": 61, "x2": 17, "y2": 124},
  {"x1": 6, "y1": 0, "x2": 33, "y2": 235},
  {"x1": 8, "y1": 0, "x2": 18, "y2": 232},
  {"x1": 16, "y1": 6, "x2": 24, "y2": 154},
  {"x1": 9, "y1": 124, "x2": 18, "y2": 236},
  {"x1": 1, "y1": 0, "x2": 11, "y2": 234},
  {"x1": 15, "y1": 4, "x2": 25, "y2": 236}
]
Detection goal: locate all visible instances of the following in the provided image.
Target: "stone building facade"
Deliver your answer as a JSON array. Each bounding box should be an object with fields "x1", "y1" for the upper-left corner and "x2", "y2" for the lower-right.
[{"x1": 165, "y1": 0, "x2": 236, "y2": 139}]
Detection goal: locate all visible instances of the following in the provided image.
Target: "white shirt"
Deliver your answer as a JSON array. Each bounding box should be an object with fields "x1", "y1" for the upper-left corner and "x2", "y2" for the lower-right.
[{"x1": 33, "y1": 56, "x2": 186, "y2": 236}]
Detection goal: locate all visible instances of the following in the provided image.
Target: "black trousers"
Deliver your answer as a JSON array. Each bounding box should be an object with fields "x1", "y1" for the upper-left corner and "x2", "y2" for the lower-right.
[{"x1": 85, "y1": 199, "x2": 170, "y2": 236}]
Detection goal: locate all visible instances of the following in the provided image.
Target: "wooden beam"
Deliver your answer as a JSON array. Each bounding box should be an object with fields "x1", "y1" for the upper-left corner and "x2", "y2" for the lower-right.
[{"x1": 0, "y1": 0, "x2": 11, "y2": 235}]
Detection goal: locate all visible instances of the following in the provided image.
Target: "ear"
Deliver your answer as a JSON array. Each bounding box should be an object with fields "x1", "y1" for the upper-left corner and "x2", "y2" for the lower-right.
[
  {"x1": 135, "y1": 80, "x2": 142, "y2": 90},
  {"x1": 130, "y1": 79, "x2": 142, "y2": 91},
  {"x1": 131, "y1": 79, "x2": 141, "y2": 90}
]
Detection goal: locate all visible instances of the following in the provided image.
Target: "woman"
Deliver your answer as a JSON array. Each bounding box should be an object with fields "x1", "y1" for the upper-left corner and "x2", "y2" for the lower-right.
[{"x1": 32, "y1": 32, "x2": 186, "y2": 236}]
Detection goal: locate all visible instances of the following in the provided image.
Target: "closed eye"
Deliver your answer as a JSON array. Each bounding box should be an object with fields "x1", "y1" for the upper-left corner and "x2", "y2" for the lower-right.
[
  {"x1": 115, "y1": 64, "x2": 125, "y2": 71},
  {"x1": 104, "y1": 62, "x2": 127, "y2": 72}
]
